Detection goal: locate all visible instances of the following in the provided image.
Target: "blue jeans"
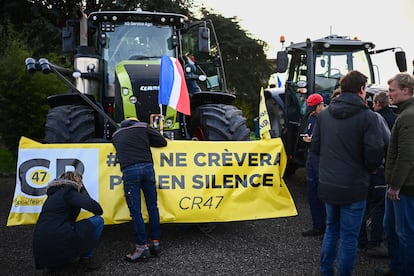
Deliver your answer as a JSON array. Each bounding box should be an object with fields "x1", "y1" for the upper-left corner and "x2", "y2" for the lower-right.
[
  {"x1": 383, "y1": 190, "x2": 414, "y2": 275},
  {"x1": 122, "y1": 163, "x2": 160, "y2": 246},
  {"x1": 82, "y1": 215, "x2": 104, "y2": 258},
  {"x1": 306, "y1": 152, "x2": 326, "y2": 230},
  {"x1": 320, "y1": 200, "x2": 366, "y2": 276}
]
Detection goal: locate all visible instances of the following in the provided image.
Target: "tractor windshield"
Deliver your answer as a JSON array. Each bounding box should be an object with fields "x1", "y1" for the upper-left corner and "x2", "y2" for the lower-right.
[
  {"x1": 314, "y1": 50, "x2": 372, "y2": 99},
  {"x1": 288, "y1": 48, "x2": 373, "y2": 116},
  {"x1": 103, "y1": 22, "x2": 175, "y2": 85}
]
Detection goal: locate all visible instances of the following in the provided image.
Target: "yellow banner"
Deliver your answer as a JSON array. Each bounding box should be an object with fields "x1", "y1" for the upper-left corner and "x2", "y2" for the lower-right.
[
  {"x1": 259, "y1": 87, "x2": 271, "y2": 139},
  {"x1": 7, "y1": 137, "x2": 297, "y2": 226}
]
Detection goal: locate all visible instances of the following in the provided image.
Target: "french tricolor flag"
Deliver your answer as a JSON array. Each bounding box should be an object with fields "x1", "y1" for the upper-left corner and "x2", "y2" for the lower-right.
[{"x1": 159, "y1": 56, "x2": 191, "y2": 115}]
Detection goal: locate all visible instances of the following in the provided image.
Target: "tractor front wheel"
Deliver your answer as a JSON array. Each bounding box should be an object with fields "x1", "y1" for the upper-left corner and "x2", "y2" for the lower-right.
[{"x1": 190, "y1": 104, "x2": 250, "y2": 141}]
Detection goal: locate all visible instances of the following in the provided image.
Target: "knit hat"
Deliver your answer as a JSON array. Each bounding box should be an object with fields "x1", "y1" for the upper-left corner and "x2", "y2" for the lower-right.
[{"x1": 120, "y1": 117, "x2": 139, "y2": 128}]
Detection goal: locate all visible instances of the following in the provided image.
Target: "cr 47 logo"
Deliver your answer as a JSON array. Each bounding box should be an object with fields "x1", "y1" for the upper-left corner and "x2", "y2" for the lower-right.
[{"x1": 18, "y1": 158, "x2": 84, "y2": 196}]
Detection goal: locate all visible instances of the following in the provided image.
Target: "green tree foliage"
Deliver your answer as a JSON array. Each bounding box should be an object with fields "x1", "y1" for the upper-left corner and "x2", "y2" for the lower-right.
[
  {"x1": 200, "y1": 10, "x2": 273, "y2": 129},
  {"x1": 0, "y1": 0, "x2": 195, "y2": 56},
  {"x1": 0, "y1": 26, "x2": 66, "y2": 155}
]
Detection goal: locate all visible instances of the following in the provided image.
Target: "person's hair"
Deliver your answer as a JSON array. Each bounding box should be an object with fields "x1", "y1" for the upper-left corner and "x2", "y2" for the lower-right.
[
  {"x1": 387, "y1": 73, "x2": 414, "y2": 96},
  {"x1": 339, "y1": 70, "x2": 368, "y2": 93},
  {"x1": 373, "y1": 92, "x2": 390, "y2": 108},
  {"x1": 59, "y1": 171, "x2": 83, "y2": 184}
]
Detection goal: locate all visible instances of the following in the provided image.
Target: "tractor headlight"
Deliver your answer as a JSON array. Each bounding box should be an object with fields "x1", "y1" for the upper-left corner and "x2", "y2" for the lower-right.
[
  {"x1": 123, "y1": 88, "x2": 129, "y2": 95},
  {"x1": 129, "y1": 96, "x2": 137, "y2": 104},
  {"x1": 165, "y1": 119, "x2": 173, "y2": 127}
]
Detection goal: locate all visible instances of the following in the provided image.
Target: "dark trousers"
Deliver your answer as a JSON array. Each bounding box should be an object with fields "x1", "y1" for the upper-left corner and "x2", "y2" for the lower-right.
[
  {"x1": 359, "y1": 167, "x2": 386, "y2": 248},
  {"x1": 306, "y1": 151, "x2": 326, "y2": 230}
]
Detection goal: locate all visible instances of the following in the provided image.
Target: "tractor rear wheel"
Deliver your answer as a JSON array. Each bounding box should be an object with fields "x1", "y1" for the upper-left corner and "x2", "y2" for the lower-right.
[
  {"x1": 44, "y1": 105, "x2": 96, "y2": 143},
  {"x1": 190, "y1": 104, "x2": 250, "y2": 141}
]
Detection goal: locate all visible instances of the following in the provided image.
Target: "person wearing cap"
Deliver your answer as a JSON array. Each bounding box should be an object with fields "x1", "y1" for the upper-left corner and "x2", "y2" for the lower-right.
[
  {"x1": 112, "y1": 117, "x2": 167, "y2": 262},
  {"x1": 301, "y1": 93, "x2": 326, "y2": 237},
  {"x1": 310, "y1": 70, "x2": 384, "y2": 275}
]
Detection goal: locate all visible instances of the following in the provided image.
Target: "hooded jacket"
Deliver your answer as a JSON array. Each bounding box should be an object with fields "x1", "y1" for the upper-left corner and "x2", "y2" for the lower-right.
[
  {"x1": 385, "y1": 97, "x2": 414, "y2": 196},
  {"x1": 310, "y1": 92, "x2": 384, "y2": 205},
  {"x1": 112, "y1": 120, "x2": 167, "y2": 171},
  {"x1": 32, "y1": 179, "x2": 103, "y2": 268}
]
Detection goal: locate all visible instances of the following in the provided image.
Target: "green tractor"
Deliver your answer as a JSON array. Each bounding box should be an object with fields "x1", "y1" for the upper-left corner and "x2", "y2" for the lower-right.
[
  {"x1": 26, "y1": 10, "x2": 250, "y2": 142},
  {"x1": 264, "y1": 34, "x2": 407, "y2": 176}
]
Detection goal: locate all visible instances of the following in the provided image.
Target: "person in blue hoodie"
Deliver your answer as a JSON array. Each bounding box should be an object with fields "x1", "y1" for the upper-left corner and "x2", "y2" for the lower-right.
[{"x1": 310, "y1": 70, "x2": 384, "y2": 276}]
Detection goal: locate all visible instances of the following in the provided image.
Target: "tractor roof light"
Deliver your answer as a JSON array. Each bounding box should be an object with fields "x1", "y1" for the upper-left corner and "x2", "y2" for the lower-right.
[{"x1": 323, "y1": 43, "x2": 330, "y2": 48}]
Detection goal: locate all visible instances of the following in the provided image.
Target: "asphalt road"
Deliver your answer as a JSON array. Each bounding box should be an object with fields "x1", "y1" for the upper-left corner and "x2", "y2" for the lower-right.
[{"x1": 0, "y1": 170, "x2": 388, "y2": 275}]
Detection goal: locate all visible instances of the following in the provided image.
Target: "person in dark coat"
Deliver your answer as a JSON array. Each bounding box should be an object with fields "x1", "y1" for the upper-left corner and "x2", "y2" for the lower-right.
[
  {"x1": 310, "y1": 70, "x2": 384, "y2": 275},
  {"x1": 32, "y1": 171, "x2": 104, "y2": 272},
  {"x1": 112, "y1": 117, "x2": 167, "y2": 262},
  {"x1": 373, "y1": 91, "x2": 397, "y2": 130},
  {"x1": 359, "y1": 90, "x2": 395, "y2": 257},
  {"x1": 301, "y1": 93, "x2": 326, "y2": 237}
]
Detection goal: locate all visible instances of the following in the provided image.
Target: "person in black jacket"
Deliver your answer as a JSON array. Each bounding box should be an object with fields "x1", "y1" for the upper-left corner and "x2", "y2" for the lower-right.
[
  {"x1": 32, "y1": 171, "x2": 104, "y2": 272},
  {"x1": 112, "y1": 117, "x2": 167, "y2": 262},
  {"x1": 373, "y1": 91, "x2": 397, "y2": 130},
  {"x1": 310, "y1": 70, "x2": 384, "y2": 275}
]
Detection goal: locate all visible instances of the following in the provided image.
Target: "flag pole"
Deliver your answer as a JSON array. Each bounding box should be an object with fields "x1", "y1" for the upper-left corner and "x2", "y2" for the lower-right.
[{"x1": 159, "y1": 103, "x2": 164, "y2": 135}]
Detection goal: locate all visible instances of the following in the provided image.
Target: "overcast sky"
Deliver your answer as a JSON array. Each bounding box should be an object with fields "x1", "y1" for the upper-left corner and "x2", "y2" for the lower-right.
[{"x1": 193, "y1": 0, "x2": 413, "y2": 85}]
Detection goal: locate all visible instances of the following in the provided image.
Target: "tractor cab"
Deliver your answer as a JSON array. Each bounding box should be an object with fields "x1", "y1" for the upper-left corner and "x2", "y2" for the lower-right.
[{"x1": 269, "y1": 34, "x2": 407, "y2": 175}]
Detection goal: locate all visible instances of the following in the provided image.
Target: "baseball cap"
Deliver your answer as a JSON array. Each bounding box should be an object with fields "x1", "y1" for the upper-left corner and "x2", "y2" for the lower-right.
[{"x1": 306, "y1": 93, "x2": 323, "y2": 107}]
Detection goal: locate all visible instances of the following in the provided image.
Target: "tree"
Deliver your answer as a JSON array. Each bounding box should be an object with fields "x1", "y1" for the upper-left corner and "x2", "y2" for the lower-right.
[
  {"x1": 0, "y1": 0, "x2": 195, "y2": 56},
  {"x1": 200, "y1": 10, "x2": 273, "y2": 129},
  {"x1": 0, "y1": 26, "x2": 65, "y2": 156}
]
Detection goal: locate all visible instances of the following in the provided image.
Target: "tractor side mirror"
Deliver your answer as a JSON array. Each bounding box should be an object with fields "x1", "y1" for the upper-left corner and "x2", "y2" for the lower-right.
[
  {"x1": 198, "y1": 27, "x2": 210, "y2": 53},
  {"x1": 395, "y1": 51, "x2": 407, "y2": 72},
  {"x1": 276, "y1": 51, "x2": 288, "y2": 73}
]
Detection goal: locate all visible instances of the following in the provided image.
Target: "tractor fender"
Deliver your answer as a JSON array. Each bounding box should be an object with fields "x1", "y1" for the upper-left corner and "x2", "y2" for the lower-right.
[
  {"x1": 190, "y1": 91, "x2": 235, "y2": 110},
  {"x1": 265, "y1": 87, "x2": 285, "y2": 110},
  {"x1": 46, "y1": 93, "x2": 96, "y2": 108},
  {"x1": 264, "y1": 87, "x2": 285, "y2": 138}
]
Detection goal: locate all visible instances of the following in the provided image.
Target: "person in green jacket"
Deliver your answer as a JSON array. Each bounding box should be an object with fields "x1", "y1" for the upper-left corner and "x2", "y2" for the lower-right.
[{"x1": 377, "y1": 72, "x2": 414, "y2": 276}]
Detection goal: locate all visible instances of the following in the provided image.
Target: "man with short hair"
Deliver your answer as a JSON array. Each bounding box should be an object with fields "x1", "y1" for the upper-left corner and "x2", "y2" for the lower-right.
[
  {"x1": 376, "y1": 73, "x2": 414, "y2": 276},
  {"x1": 373, "y1": 91, "x2": 397, "y2": 130},
  {"x1": 310, "y1": 70, "x2": 384, "y2": 275}
]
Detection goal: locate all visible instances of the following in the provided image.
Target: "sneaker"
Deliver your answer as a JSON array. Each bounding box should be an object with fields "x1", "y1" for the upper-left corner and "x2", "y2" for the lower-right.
[
  {"x1": 125, "y1": 245, "x2": 150, "y2": 262},
  {"x1": 366, "y1": 244, "x2": 388, "y2": 257},
  {"x1": 301, "y1": 228, "x2": 325, "y2": 237},
  {"x1": 79, "y1": 257, "x2": 101, "y2": 272},
  {"x1": 149, "y1": 240, "x2": 160, "y2": 257}
]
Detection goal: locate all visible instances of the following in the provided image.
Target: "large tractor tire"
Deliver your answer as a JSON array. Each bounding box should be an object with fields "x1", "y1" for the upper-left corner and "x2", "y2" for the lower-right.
[
  {"x1": 44, "y1": 105, "x2": 96, "y2": 143},
  {"x1": 190, "y1": 104, "x2": 250, "y2": 141}
]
